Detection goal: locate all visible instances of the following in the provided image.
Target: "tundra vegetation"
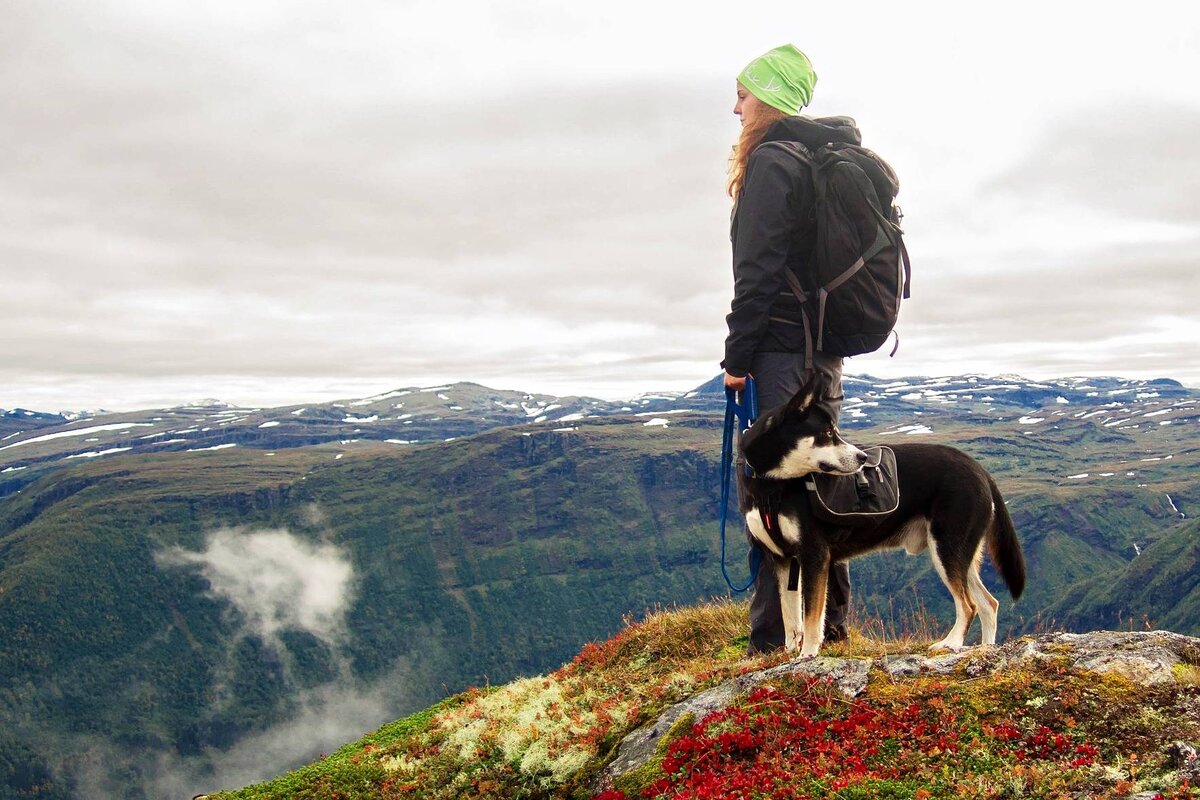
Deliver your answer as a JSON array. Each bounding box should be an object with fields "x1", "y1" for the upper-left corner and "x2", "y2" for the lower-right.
[{"x1": 214, "y1": 601, "x2": 1200, "y2": 800}]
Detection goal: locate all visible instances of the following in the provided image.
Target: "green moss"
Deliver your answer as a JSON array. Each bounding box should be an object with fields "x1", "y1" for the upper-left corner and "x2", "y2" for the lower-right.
[
  {"x1": 1173, "y1": 662, "x2": 1200, "y2": 686},
  {"x1": 217, "y1": 699, "x2": 458, "y2": 799}
]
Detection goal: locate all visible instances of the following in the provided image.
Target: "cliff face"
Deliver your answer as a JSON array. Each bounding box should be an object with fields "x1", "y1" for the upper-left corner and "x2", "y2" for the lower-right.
[{"x1": 213, "y1": 605, "x2": 1200, "y2": 800}]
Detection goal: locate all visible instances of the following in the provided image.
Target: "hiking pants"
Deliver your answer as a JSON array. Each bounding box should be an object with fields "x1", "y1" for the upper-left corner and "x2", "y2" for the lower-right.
[{"x1": 742, "y1": 350, "x2": 852, "y2": 655}]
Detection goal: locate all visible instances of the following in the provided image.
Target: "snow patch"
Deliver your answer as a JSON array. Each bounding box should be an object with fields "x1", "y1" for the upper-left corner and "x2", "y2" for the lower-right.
[
  {"x1": 0, "y1": 422, "x2": 154, "y2": 451},
  {"x1": 880, "y1": 424, "x2": 933, "y2": 436},
  {"x1": 350, "y1": 390, "x2": 409, "y2": 406},
  {"x1": 66, "y1": 447, "x2": 132, "y2": 459}
]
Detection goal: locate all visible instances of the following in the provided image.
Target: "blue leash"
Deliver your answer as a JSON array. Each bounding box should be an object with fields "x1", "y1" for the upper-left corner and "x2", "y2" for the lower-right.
[{"x1": 719, "y1": 377, "x2": 762, "y2": 593}]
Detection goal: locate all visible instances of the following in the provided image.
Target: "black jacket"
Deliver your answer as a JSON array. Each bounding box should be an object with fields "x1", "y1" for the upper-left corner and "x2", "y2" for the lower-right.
[{"x1": 722, "y1": 116, "x2": 862, "y2": 377}]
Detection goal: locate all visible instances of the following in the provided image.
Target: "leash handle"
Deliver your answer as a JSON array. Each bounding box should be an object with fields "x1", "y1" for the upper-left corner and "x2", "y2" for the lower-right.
[
  {"x1": 724, "y1": 378, "x2": 758, "y2": 430},
  {"x1": 719, "y1": 376, "x2": 761, "y2": 593}
]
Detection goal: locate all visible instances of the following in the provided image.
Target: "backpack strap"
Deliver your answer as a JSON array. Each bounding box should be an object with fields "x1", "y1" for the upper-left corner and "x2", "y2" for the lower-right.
[{"x1": 782, "y1": 269, "x2": 816, "y2": 370}]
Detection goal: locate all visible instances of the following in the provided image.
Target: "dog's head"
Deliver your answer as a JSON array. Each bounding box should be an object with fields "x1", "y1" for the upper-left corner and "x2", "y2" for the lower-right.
[{"x1": 740, "y1": 373, "x2": 869, "y2": 479}]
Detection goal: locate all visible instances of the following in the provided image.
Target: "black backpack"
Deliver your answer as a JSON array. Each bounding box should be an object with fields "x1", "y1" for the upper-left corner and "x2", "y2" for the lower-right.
[{"x1": 761, "y1": 140, "x2": 911, "y2": 366}]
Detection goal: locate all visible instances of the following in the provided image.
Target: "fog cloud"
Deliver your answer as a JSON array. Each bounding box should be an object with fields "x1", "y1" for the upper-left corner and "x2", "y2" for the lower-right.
[{"x1": 158, "y1": 527, "x2": 354, "y2": 644}]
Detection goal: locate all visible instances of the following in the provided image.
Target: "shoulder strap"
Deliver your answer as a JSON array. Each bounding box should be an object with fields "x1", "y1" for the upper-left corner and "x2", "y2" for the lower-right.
[{"x1": 781, "y1": 269, "x2": 816, "y2": 370}]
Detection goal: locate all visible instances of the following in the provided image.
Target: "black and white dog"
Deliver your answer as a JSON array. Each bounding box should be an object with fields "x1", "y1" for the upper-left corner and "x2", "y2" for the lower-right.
[{"x1": 738, "y1": 374, "x2": 1026, "y2": 656}]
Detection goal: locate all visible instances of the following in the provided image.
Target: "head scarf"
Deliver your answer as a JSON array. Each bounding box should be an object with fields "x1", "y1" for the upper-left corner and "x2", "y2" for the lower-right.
[{"x1": 738, "y1": 44, "x2": 817, "y2": 115}]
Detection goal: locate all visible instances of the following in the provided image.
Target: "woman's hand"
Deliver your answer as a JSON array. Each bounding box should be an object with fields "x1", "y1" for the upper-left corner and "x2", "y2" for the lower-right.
[{"x1": 724, "y1": 371, "x2": 748, "y2": 391}]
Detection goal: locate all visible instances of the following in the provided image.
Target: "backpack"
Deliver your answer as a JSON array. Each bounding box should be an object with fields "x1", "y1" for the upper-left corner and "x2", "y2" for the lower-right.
[
  {"x1": 761, "y1": 140, "x2": 911, "y2": 366},
  {"x1": 804, "y1": 445, "x2": 899, "y2": 526}
]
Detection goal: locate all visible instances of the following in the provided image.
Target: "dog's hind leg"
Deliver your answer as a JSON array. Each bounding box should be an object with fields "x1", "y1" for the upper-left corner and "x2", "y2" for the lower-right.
[
  {"x1": 927, "y1": 535, "x2": 977, "y2": 652},
  {"x1": 967, "y1": 552, "x2": 1000, "y2": 645}
]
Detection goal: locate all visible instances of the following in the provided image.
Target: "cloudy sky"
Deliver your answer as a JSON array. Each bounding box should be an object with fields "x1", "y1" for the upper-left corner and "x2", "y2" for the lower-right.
[{"x1": 4, "y1": 1, "x2": 1199, "y2": 411}]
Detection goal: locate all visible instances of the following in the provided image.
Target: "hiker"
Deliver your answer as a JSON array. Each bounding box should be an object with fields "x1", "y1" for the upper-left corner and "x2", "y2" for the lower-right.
[{"x1": 722, "y1": 44, "x2": 855, "y2": 654}]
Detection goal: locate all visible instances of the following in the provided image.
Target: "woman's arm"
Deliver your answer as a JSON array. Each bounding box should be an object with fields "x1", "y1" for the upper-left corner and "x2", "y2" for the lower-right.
[{"x1": 722, "y1": 148, "x2": 805, "y2": 378}]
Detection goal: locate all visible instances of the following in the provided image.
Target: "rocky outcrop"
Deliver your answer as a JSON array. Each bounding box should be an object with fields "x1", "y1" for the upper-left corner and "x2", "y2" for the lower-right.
[{"x1": 597, "y1": 630, "x2": 1200, "y2": 789}]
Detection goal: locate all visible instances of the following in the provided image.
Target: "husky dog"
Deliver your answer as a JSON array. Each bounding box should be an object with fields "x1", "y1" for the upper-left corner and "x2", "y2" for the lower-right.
[{"x1": 738, "y1": 374, "x2": 1026, "y2": 657}]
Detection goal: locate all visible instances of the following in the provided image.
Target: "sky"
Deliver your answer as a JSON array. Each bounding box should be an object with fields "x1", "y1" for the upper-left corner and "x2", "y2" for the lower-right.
[{"x1": 3, "y1": 1, "x2": 1199, "y2": 412}]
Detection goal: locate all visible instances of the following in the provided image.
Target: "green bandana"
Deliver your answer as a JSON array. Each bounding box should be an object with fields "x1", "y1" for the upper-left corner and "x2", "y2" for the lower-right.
[{"x1": 738, "y1": 44, "x2": 817, "y2": 115}]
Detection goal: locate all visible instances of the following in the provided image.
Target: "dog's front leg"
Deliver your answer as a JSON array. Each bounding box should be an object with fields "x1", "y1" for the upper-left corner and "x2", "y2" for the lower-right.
[
  {"x1": 798, "y1": 546, "x2": 831, "y2": 657},
  {"x1": 775, "y1": 560, "x2": 803, "y2": 651}
]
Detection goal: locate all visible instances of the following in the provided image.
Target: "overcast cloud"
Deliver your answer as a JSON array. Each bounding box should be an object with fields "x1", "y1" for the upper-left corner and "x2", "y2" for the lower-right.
[{"x1": 3, "y1": 1, "x2": 1198, "y2": 410}]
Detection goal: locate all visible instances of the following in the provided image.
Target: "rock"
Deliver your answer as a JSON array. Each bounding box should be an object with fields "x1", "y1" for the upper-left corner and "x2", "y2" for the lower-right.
[
  {"x1": 747, "y1": 655, "x2": 871, "y2": 698},
  {"x1": 1166, "y1": 740, "x2": 1200, "y2": 782},
  {"x1": 594, "y1": 630, "x2": 1200, "y2": 791},
  {"x1": 597, "y1": 681, "x2": 739, "y2": 784}
]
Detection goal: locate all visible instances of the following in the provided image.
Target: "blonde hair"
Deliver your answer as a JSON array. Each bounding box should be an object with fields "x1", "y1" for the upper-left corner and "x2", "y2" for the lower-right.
[{"x1": 726, "y1": 105, "x2": 788, "y2": 198}]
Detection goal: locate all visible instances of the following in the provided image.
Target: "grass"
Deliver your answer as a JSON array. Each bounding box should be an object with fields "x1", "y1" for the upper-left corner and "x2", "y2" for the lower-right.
[{"x1": 211, "y1": 601, "x2": 1200, "y2": 799}]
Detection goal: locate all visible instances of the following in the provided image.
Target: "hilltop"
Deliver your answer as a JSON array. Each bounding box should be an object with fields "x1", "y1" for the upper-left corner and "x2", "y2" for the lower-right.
[{"x1": 208, "y1": 602, "x2": 1200, "y2": 799}]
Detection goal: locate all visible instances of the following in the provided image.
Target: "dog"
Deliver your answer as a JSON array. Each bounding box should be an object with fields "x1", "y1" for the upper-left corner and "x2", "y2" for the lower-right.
[{"x1": 737, "y1": 373, "x2": 1026, "y2": 657}]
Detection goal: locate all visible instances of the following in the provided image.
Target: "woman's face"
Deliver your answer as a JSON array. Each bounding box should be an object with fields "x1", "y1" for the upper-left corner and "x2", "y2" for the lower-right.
[{"x1": 734, "y1": 82, "x2": 767, "y2": 127}]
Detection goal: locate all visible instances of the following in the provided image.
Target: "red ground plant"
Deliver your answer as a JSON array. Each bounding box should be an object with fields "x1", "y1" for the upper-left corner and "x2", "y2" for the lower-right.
[{"x1": 593, "y1": 675, "x2": 1139, "y2": 800}]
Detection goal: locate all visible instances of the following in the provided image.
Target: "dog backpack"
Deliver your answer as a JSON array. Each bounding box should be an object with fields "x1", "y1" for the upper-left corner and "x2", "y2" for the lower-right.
[{"x1": 762, "y1": 140, "x2": 911, "y2": 366}]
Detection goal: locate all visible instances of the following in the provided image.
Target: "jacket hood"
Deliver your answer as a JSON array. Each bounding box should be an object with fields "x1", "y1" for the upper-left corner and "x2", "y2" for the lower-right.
[{"x1": 760, "y1": 115, "x2": 861, "y2": 149}]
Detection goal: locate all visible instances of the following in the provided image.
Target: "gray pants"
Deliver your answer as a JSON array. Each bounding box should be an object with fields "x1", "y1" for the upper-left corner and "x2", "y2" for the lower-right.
[{"x1": 743, "y1": 350, "x2": 852, "y2": 654}]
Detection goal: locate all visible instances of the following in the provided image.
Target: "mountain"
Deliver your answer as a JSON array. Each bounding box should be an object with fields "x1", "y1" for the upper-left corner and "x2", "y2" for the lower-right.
[
  {"x1": 0, "y1": 374, "x2": 1196, "y2": 798},
  {"x1": 3, "y1": 375, "x2": 1193, "y2": 480}
]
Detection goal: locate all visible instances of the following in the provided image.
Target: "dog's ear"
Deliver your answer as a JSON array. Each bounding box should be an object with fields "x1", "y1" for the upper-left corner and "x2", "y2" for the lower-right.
[{"x1": 786, "y1": 372, "x2": 824, "y2": 417}]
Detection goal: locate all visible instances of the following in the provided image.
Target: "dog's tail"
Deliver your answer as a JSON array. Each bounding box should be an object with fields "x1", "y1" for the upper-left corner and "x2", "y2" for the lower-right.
[{"x1": 987, "y1": 477, "x2": 1026, "y2": 600}]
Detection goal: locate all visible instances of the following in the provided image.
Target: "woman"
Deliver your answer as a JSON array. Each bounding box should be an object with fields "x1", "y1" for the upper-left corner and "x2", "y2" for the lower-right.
[{"x1": 722, "y1": 44, "x2": 858, "y2": 654}]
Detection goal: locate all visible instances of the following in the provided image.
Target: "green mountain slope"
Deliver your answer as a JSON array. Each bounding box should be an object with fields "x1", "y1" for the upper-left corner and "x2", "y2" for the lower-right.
[
  {"x1": 1040, "y1": 516, "x2": 1200, "y2": 632},
  {"x1": 0, "y1": 382, "x2": 1196, "y2": 798}
]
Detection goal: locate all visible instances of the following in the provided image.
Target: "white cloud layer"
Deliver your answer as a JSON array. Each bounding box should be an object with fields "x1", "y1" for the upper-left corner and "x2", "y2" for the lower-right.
[{"x1": 2, "y1": 1, "x2": 1199, "y2": 410}]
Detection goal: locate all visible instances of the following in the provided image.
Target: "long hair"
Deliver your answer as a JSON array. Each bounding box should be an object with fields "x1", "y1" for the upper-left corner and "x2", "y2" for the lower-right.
[{"x1": 726, "y1": 105, "x2": 788, "y2": 198}]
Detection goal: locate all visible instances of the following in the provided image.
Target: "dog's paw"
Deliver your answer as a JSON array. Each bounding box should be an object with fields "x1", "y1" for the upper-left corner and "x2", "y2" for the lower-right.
[{"x1": 929, "y1": 640, "x2": 966, "y2": 653}]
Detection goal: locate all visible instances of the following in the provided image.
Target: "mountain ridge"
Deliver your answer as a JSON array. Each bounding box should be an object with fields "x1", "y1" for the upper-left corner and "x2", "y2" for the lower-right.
[{"x1": 3, "y1": 373, "x2": 1195, "y2": 476}]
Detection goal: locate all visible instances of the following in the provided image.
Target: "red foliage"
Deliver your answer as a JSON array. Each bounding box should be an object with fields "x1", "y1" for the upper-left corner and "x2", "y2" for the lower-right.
[{"x1": 592, "y1": 679, "x2": 1109, "y2": 800}]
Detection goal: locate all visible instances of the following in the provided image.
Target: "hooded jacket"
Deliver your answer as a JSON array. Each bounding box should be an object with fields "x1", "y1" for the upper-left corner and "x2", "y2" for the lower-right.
[{"x1": 722, "y1": 115, "x2": 862, "y2": 377}]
